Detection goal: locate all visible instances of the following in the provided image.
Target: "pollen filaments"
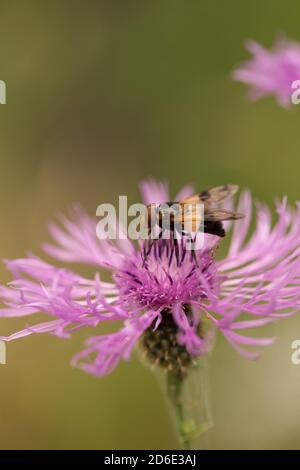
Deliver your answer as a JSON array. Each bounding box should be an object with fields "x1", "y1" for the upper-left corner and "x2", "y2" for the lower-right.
[
  {"x1": 142, "y1": 236, "x2": 199, "y2": 268},
  {"x1": 140, "y1": 306, "x2": 198, "y2": 378}
]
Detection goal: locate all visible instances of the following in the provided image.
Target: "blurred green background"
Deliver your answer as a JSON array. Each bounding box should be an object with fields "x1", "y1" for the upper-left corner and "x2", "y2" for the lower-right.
[{"x1": 0, "y1": 0, "x2": 300, "y2": 449}]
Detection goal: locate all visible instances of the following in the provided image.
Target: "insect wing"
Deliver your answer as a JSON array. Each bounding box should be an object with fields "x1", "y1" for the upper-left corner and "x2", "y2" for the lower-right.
[
  {"x1": 180, "y1": 184, "x2": 239, "y2": 207},
  {"x1": 204, "y1": 208, "x2": 244, "y2": 221}
]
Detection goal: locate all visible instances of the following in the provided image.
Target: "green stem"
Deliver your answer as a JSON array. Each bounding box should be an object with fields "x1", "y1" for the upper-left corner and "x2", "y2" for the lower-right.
[{"x1": 166, "y1": 371, "x2": 191, "y2": 450}]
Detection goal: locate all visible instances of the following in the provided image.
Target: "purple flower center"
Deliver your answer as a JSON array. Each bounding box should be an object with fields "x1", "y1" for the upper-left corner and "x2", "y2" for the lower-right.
[{"x1": 114, "y1": 239, "x2": 218, "y2": 311}]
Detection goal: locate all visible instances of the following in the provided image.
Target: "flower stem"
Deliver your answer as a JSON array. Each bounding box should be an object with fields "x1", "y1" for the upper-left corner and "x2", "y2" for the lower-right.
[
  {"x1": 161, "y1": 357, "x2": 213, "y2": 449},
  {"x1": 166, "y1": 370, "x2": 191, "y2": 449},
  {"x1": 140, "y1": 308, "x2": 213, "y2": 449}
]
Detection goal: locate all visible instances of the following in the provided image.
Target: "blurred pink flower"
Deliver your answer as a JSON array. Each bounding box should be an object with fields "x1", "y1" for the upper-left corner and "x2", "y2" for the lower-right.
[
  {"x1": 232, "y1": 37, "x2": 300, "y2": 106},
  {"x1": 0, "y1": 179, "x2": 300, "y2": 376}
]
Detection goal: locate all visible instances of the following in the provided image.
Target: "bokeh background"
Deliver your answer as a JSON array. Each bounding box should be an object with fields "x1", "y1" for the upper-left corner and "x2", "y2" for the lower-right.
[{"x1": 0, "y1": 0, "x2": 300, "y2": 450}]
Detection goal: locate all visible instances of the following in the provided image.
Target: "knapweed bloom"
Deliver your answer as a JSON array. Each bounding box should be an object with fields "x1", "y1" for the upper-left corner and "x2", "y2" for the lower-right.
[
  {"x1": 0, "y1": 179, "x2": 300, "y2": 378},
  {"x1": 232, "y1": 37, "x2": 300, "y2": 106}
]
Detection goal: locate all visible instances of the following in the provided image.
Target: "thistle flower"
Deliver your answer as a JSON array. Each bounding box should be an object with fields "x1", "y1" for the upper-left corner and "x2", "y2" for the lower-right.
[
  {"x1": 232, "y1": 37, "x2": 300, "y2": 106},
  {"x1": 1, "y1": 179, "x2": 300, "y2": 448},
  {"x1": 1, "y1": 179, "x2": 300, "y2": 373}
]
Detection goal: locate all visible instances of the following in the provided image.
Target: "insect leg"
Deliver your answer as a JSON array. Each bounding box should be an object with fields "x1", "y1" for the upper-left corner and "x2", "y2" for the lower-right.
[
  {"x1": 189, "y1": 234, "x2": 199, "y2": 267},
  {"x1": 173, "y1": 234, "x2": 180, "y2": 265}
]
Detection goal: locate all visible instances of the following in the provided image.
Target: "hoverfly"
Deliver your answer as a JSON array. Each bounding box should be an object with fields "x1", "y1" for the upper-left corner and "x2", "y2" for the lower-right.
[{"x1": 143, "y1": 184, "x2": 243, "y2": 256}]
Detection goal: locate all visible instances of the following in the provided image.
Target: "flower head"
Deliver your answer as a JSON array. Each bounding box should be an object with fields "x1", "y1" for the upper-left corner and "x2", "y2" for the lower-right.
[
  {"x1": 232, "y1": 37, "x2": 300, "y2": 106},
  {"x1": 1, "y1": 179, "x2": 300, "y2": 377}
]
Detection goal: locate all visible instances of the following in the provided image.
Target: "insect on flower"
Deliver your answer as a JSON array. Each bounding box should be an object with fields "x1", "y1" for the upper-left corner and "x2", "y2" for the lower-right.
[
  {"x1": 0, "y1": 178, "x2": 300, "y2": 447},
  {"x1": 0, "y1": 178, "x2": 299, "y2": 369},
  {"x1": 143, "y1": 184, "x2": 244, "y2": 262}
]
